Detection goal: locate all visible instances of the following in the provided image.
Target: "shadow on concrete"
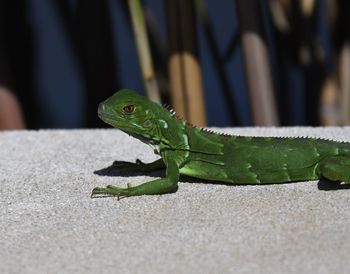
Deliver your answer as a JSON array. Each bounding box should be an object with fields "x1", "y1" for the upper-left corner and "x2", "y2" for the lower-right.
[
  {"x1": 317, "y1": 179, "x2": 350, "y2": 191},
  {"x1": 94, "y1": 164, "x2": 164, "y2": 178}
]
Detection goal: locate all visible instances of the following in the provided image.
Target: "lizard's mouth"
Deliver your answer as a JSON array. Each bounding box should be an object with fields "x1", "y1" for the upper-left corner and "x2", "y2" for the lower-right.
[
  {"x1": 97, "y1": 103, "x2": 107, "y2": 118},
  {"x1": 98, "y1": 103, "x2": 118, "y2": 123}
]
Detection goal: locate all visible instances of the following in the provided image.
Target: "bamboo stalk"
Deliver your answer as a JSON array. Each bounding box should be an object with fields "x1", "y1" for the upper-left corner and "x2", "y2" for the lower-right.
[
  {"x1": 300, "y1": 0, "x2": 316, "y2": 17},
  {"x1": 167, "y1": 0, "x2": 187, "y2": 118},
  {"x1": 128, "y1": 0, "x2": 161, "y2": 103},
  {"x1": 320, "y1": 75, "x2": 340, "y2": 126},
  {"x1": 340, "y1": 42, "x2": 350, "y2": 125},
  {"x1": 166, "y1": 0, "x2": 206, "y2": 126},
  {"x1": 236, "y1": 0, "x2": 279, "y2": 126},
  {"x1": 320, "y1": 0, "x2": 340, "y2": 126},
  {"x1": 143, "y1": 9, "x2": 169, "y2": 101},
  {"x1": 269, "y1": 0, "x2": 290, "y2": 32}
]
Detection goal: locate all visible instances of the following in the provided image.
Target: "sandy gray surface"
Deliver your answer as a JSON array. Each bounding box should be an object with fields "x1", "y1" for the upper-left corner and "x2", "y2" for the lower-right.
[{"x1": 1, "y1": 127, "x2": 350, "y2": 274}]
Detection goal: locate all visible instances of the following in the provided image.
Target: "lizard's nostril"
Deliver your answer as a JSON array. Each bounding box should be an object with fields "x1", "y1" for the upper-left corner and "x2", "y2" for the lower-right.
[{"x1": 98, "y1": 103, "x2": 105, "y2": 112}]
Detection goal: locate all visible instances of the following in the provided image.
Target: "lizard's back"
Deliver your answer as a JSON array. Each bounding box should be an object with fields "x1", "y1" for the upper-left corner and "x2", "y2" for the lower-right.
[{"x1": 180, "y1": 126, "x2": 350, "y2": 184}]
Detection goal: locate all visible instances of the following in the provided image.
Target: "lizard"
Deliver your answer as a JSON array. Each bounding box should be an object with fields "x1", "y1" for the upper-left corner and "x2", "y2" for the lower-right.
[{"x1": 91, "y1": 89, "x2": 350, "y2": 198}]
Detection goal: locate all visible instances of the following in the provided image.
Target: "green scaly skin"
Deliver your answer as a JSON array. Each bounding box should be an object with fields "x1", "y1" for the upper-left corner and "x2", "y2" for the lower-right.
[{"x1": 91, "y1": 89, "x2": 350, "y2": 198}]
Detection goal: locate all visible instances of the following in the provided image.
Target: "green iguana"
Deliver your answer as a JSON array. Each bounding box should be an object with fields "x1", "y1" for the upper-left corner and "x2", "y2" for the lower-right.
[{"x1": 91, "y1": 89, "x2": 350, "y2": 198}]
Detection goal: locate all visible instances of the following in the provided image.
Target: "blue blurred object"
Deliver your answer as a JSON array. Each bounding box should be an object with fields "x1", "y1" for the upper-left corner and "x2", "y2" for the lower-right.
[
  {"x1": 30, "y1": 0, "x2": 85, "y2": 128},
  {"x1": 24, "y1": 0, "x2": 333, "y2": 127}
]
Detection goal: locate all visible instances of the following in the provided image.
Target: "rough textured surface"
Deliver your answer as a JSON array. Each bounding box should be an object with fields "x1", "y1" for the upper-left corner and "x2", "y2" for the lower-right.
[{"x1": 1, "y1": 127, "x2": 350, "y2": 274}]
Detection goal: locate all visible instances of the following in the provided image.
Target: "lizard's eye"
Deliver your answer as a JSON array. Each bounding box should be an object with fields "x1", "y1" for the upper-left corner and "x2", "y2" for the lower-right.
[{"x1": 123, "y1": 105, "x2": 135, "y2": 114}]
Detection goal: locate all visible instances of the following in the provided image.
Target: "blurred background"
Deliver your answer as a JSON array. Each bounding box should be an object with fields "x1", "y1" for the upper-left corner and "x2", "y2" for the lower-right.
[{"x1": 0, "y1": 0, "x2": 349, "y2": 129}]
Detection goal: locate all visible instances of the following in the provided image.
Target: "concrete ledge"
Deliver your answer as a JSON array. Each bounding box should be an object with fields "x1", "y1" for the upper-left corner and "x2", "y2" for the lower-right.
[{"x1": 1, "y1": 128, "x2": 350, "y2": 274}]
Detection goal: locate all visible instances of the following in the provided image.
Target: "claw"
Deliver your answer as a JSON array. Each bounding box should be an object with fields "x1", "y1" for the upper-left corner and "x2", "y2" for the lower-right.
[
  {"x1": 91, "y1": 184, "x2": 133, "y2": 199},
  {"x1": 91, "y1": 187, "x2": 109, "y2": 198}
]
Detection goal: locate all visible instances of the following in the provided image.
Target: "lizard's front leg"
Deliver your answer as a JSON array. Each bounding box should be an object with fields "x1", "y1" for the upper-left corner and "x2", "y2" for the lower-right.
[{"x1": 91, "y1": 159, "x2": 179, "y2": 198}]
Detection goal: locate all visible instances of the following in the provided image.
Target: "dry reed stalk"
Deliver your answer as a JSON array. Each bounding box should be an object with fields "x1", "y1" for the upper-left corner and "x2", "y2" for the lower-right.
[
  {"x1": 166, "y1": 0, "x2": 206, "y2": 126},
  {"x1": 128, "y1": 0, "x2": 161, "y2": 103}
]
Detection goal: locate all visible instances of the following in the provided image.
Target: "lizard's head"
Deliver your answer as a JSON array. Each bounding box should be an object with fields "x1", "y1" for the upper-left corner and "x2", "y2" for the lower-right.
[{"x1": 98, "y1": 89, "x2": 170, "y2": 143}]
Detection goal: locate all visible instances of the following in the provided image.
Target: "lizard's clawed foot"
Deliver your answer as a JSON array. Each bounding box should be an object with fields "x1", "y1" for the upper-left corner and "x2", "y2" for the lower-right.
[{"x1": 91, "y1": 184, "x2": 133, "y2": 199}]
